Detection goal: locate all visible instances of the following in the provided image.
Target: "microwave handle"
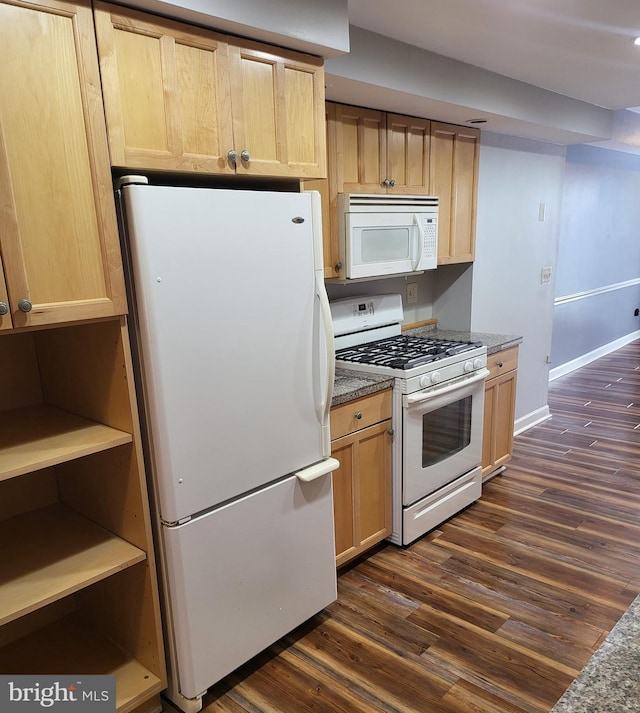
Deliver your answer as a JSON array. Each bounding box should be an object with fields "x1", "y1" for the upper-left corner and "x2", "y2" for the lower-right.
[{"x1": 411, "y1": 214, "x2": 425, "y2": 271}]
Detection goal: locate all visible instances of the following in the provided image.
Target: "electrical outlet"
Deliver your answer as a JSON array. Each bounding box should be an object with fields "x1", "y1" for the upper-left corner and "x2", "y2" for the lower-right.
[
  {"x1": 407, "y1": 282, "x2": 418, "y2": 304},
  {"x1": 541, "y1": 266, "x2": 552, "y2": 284}
]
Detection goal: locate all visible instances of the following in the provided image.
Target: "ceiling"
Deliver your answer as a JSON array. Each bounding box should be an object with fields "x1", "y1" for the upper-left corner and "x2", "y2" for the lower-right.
[{"x1": 347, "y1": 0, "x2": 640, "y2": 112}]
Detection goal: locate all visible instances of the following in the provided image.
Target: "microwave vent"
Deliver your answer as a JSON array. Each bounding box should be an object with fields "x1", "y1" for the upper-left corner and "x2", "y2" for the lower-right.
[{"x1": 339, "y1": 193, "x2": 438, "y2": 210}]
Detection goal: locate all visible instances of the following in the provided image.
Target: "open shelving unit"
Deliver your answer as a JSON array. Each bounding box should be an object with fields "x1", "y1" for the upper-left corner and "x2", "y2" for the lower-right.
[
  {"x1": 0, "y1": 319, "x2": 166, "y2": 713},
  {"x1": 0, "y1": 503, "x2": 146, "y2": 626},
  {"x1": 0, "y1": 615, "x2": 164, "y2": 712},
  {"x1": 0, "y1": 405, "x2": 133, "y2": 480}
]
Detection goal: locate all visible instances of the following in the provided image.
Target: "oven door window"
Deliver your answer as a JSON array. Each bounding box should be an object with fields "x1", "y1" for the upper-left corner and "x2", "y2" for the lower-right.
[
  {"x1": 403, "y1": 380, "x2": 484, "y2": 506},
  {"x1": 422, "y1": 395, "x2": 472, "y2": 467}
]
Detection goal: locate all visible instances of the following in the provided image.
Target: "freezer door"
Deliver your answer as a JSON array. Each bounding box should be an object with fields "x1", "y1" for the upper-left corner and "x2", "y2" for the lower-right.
[
  {"x1": 121, "y1": 186, "x2": 332, "y2": 522},
  {"x1": 162, "y1": 472, "x2": 336, "y2": 700}
]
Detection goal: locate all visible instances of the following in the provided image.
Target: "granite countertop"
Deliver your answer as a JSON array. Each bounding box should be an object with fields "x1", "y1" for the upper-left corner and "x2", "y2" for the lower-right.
[
  {"x1": 550, "y1": 593, "x2": 640, "y2": 712},
  {"x1": 332, "y1": 369, "x2": 395, "y2": 406},
  {"x1": 331, "y1": 328, "x2": 523, "y2": 407},
  {"x1": 404, "y1": 325, "x2": 523, "y2": 355}
]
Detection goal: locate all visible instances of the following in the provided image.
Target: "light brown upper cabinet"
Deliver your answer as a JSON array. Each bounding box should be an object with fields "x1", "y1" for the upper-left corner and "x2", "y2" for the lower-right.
[
  {"x1": 313, "y1": 103, "x2": 432, "y2": 278},
  {"x1": 430, "y1": 122, "x2": 480, "y2": 264},
  {"x1": 0, "y1": 0, "x2": 127, "y2": 331},
  {"x1": 94, "y1": 2, "x2": 327, "y2": 178},
  {"x1": 321, "y1": 103, "x2": 480, "y2": 276},
  {"x1": 331, "y1": 103, "x2": 430, "y2": 195}
]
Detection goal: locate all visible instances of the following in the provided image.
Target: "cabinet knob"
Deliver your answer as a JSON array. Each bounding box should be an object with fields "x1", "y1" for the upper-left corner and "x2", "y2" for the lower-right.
[
  {"x1": 335, "y1": 262, "x2": 343, "y2": 271},
  {"x1": 227, "y1": 149, "x2": 237, "y2": 163},
  {"x1": 0, "y1": 302, "x2": 8, "y2": 315},
  {"x1": 240, "y1": 150, "x2": 250, "y2": 162},
  {"x1": 383, "y1": 178, "x2": 397, "y2": 187},
  {"x1": 18, "y1": 299, "x2": 32, "y2": 313},
  {"x1": 388, "y1": 428, "x2": 394, "y2": 437},
  {"x1": 354, "y1": 411, "x2": 363, "y2": 420},
  {"x1": 497, "y1": 361, "x2": 504, "y2": 368}
]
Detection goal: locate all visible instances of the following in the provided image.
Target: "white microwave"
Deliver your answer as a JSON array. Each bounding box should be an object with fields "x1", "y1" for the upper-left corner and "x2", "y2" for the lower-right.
[{"x1": 336, "y1": 193, "x2": 438, "y2": 280}]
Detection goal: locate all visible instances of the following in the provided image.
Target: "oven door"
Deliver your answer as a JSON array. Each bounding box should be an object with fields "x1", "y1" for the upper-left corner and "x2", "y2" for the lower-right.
[{"x1": 402, "y1": 369, "x2": 489, "y2": 506}]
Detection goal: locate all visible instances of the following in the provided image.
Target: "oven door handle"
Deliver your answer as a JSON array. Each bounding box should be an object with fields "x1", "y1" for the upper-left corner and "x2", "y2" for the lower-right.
[{"x1": 405, "y1": 368, "x2": 490, "y2": 405}]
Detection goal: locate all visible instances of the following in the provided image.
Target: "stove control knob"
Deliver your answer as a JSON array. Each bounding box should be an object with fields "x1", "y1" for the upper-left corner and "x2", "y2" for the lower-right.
[
  {"x1": 464, "y1": 360, "x2": 474, "y2": 373},
  {"x1": 431, "y1": 371, "x2": 442, "y2": 384},
  {"x1": 419, "y1": 374, "x2": 431, "y2": 388},
  {"x1": 473, "y1": 358, "x2": 484, "y2": 370}
]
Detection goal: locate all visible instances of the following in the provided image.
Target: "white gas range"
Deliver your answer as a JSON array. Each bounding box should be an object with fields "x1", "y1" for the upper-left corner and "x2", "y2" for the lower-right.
[{"x1": 331, "y1": 294, "x2": 489, "y2": 545}]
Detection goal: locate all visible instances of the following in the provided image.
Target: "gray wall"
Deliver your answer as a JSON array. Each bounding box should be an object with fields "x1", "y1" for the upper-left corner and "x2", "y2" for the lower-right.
[
  {"x1": 119, "y1": 0, "x2": 350, "y2": 56},
  {"x1": 551, "y1": 145, "x2": 640, "y2": 370},
  {"x1": 470, "y1": 133, "x2": 565, "y2": 430},
  {"x1": 324, "y1": 26, "x2": 613, "y2": 146}
]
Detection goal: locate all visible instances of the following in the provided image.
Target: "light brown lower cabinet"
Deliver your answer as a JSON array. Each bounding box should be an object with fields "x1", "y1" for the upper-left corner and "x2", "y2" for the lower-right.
[
  {"x1": 0, "y1": 318, "x2": 166, "y2": 713},
  {"x1": 482, "y1": 346, "x2": 519, "y2": 479},
  {"x1": 330, "y1": 389, "x2": 393, "y2": 567}
]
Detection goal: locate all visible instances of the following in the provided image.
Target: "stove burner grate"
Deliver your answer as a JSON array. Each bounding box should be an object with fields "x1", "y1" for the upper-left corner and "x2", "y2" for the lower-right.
[{"x1": 336, "y1": 335, "x2": 483, "y2": 370}]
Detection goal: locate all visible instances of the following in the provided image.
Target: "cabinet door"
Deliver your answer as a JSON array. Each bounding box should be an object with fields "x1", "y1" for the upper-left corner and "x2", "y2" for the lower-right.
[
  {"x1": 333, "y1": 104, "x2": 387, "y2": 194},
  {"x1": 482, "y1": 370, "x2": 518, "y2": 478},
  {"x1": 302, "y1": 175, "x2": 338, "y2": 278},
  {"x1": 386, "y1": 114, "x2": 431, "y2": 195},
  {"x1": 228, "y1": 41, "x2": 326, "y2": 178},
  {"x1": 331, "y1": 438, "x2": 356, "y2": 563},
  {"x1": 357, "y1": 420, "x2": 392, "y2": 549},
  {"x1": 94, "y1": 2, "x2": 235, "y2": 174},
  {"x1": 0, "y1": 257, "x2": 12, "y2": 331},
  {"x1": 0, "y1": 0, "x2": 126, "y2": 328},
  {"x1": 493, "y1": 370, "x2": 517, "y2": 469},
  {"x1": 430, "y1": 122, "x2": 479, "y2": 264},
  {"x1": 482, "y1": 378, "x2": 497, "y2": 477},
  {"x1": 331, "y1": 419, "x2": 392, "y2": 568}
]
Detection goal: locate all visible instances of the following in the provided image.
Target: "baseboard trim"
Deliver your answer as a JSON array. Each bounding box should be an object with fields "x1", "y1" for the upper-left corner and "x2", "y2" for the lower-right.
[
  {"x1": 514, "y1": 406, "x2": 551, "y2": 436},
  {"x1": 549, "y1": 331, "x2": 640, "y2": 381}
]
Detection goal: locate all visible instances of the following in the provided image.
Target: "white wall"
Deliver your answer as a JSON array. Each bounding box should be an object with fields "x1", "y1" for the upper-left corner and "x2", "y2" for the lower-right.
[{"x1": 470, "y1": 133, "x2": 565, "y2": 430}]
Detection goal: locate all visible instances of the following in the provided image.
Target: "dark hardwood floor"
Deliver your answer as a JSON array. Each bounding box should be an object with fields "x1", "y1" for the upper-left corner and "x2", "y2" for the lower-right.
[{"x1": 203, "y1": 340, "x2": 640, "y2": 712}]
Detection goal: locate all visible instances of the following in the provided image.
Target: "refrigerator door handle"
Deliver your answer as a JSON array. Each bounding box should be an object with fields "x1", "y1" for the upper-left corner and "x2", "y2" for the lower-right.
[
  {"x1": 316, "y1": 270, "x2": 335, "y2": 456},
  {"x1": 296, "y1": 457, "x2": 340, "y2": 482}
]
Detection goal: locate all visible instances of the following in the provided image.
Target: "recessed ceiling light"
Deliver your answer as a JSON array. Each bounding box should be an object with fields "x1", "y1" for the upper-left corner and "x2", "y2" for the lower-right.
[{"x1": 634, "y1": 37, "x2": 640, "y2": 46}]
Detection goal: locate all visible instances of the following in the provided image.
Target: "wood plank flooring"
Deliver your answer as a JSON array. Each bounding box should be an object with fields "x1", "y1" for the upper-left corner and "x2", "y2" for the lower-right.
[{"x1": 202, "y1": 340, "x2": 640, "y2": 713}]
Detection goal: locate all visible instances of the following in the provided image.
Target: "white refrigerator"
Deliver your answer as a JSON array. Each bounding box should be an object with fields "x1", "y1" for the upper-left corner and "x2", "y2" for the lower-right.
[{"x1": 116, "y1": 179, "x2": 338, "y2": 713}]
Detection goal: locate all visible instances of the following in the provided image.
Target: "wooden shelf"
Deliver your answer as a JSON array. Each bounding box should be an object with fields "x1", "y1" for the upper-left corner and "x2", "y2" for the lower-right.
[
  {"x1": 0, "y1": 615, "x2": 163, "y2": 713},
  {"x1": 0, "y1": 404, "x2": 133, "y2": 481},
  {"x1": 0, "y1": 503, "x2": 146, "y2": 626}
]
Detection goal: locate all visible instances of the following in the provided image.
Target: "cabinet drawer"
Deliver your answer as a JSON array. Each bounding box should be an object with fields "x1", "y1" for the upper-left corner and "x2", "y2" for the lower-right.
[
  {"x1": 486, "y1": 346, "x2": 519, "y2": 380},
  {"x1": 330, "y1": 389, "x2": 392, "y2": 440}
]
